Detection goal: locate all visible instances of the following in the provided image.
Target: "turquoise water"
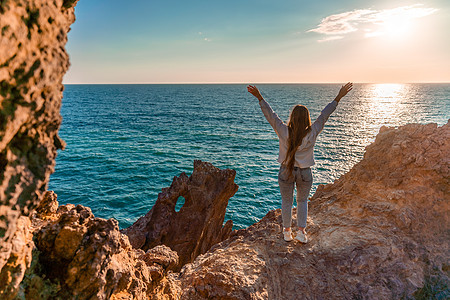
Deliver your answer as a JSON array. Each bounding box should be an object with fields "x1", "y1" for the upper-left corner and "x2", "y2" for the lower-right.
[{"x1": 49, "y1": 84, "x2": 449, "y2": 229}]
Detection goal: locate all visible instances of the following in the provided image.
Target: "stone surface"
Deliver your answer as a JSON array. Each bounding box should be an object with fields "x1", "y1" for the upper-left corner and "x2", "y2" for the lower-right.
[
  {"x1": 176, "y1": 122, "x2": 450, "y2": 299},
  {"x1": 122, "y1": 160, "x2": 238, "y2": 270},
  {"x1": 0, "y1": 215, "x2": 33, "y2": 298},
  {"x1": 140, "y1": 245, "x2": 179, "y2": 281},
  {"x1": 35, "y1": 190, "x2": 59, "y2": 218},
  {"x1": 0, "y1": 0, "x2": 78, "y2": 297},
  {"x1": 19, "y1": 160, "x2": 237, "y2": 299},
  {"x1": 20, "y1": 195, "x2": 171, "y2": 299}
]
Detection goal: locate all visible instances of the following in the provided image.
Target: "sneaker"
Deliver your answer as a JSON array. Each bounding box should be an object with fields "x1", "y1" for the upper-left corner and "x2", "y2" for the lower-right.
[
  {"x1": 295, "y1": 231, "x2": 308, "y2": 243},
  {"x1": 283, "y1": 230, "x2": 293, "y2": 242}
]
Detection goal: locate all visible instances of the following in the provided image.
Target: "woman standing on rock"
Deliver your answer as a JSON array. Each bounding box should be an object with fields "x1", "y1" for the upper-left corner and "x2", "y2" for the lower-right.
[{"x1": 247, "y1": 83, "x2": 353, "y2": 243}]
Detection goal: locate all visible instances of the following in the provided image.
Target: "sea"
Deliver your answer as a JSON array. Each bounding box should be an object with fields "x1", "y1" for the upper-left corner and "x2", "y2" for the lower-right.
[{"x1": 49, "y1": 84, "x2": 449, "y2": 230}]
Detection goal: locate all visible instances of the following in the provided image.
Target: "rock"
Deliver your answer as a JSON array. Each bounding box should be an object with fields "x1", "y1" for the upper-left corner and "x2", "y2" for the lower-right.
[
  {"x1": 17, "y1": 190, "x2": 184, "y2": 299},
  {"x1": 122, "y1": 160, "x2": 238, "y2": 270},
  {"x1": 140, "y1": 245, "x2": 179, "y2": 281},
  {"x1": 18, "y1": 159, "x2": 237, "y2": 299},
  {"x1": 35, "y1": 191, "x2": 59, "y2": 218},
  {"x1": 19, "y1": 159, "x2": 237, "y2": 299},
  {"x1": 176, "y1": 121, "x2": 450, "y2": 299},
  {"x1": 22, "y1": 200, "x2": 154, "y2": 299},
  {"x1": 0, "y1": 216, "x2": 33, "y2": 298},
  {"x1": 0, "y1": 0, "x2": 78, "y2": 297},
  {"x1": 141, "y1": 245, "x2": 179, "y2": 270}
]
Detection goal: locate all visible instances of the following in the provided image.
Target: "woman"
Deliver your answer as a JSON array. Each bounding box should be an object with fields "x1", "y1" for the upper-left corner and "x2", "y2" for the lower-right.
[{"x1": 247, "y1": 83, "x2": 353, "y2": 243}]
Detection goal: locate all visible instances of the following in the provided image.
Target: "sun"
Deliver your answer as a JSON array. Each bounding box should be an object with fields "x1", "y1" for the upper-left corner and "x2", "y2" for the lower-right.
[
  {"x1": 382, "y1": 17, "x2": 412, "y2": 38},
  {"x1": 364, "y1": 15, "x2": 413, "y2": 39},
  {"x1": 362, "y1": 5, "x2": 433, "y2": 40}
]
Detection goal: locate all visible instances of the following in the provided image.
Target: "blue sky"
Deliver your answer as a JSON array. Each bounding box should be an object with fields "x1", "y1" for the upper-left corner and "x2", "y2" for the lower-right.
[{"x1": 64, "y1": 0, "x2": 450, "y2": 83}]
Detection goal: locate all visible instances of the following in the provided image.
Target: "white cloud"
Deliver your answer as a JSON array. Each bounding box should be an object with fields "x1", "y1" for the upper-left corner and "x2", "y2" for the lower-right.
[
  {"x1": 308, "y1": 4, "x2": 438, "y2": 42},
  {"x1": 309, "y1": 9, "x2": 373, "y2": 35}
]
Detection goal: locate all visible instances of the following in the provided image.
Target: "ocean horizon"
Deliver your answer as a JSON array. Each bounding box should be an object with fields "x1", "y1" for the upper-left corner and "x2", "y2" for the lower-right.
[{"x1": 49, "y1": 83, "x2": 450, "y2": 229}]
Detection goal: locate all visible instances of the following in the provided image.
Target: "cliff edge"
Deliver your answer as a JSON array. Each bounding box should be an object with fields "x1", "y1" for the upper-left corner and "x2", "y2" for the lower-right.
[{"x1": 175, "y1": 121, "x2": 449, "y2": 299}]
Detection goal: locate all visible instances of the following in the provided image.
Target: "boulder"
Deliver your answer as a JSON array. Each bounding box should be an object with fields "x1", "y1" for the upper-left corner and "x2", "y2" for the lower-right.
[
  {"x1": 13, "y1": 188, "x2": 185, "y2": 299},
  {"x1": 35, "y1": 191, "x2": 59, "y2": 218},
  {"x1": 25, "y1": 203, "x2": 150, "y2": 299}
]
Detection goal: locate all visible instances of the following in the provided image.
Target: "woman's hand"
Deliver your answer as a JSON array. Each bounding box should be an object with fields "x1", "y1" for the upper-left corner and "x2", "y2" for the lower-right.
[
  {"x1": 247, "y1": 85, "x2": 263, "y2": 101},
  {"x1": 335, "y1": 82, "x2": 353, "y2": 102}
]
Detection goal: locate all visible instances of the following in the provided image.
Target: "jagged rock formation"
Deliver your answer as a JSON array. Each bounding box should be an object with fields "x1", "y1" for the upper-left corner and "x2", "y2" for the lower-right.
[
  {"x1": 21, "y1": 191, "x2": 179, "y2": 299},
  {"x1": 122, "y1": 160, "x2": 238, "y2": 270},
  {"x1": 19, "y1": 159, "x2": 239, "y2": 299},
  {"x1": 0, "y1": 0, "x2": 78, "y2": 297},
  {"x1": 175, "y1": 122, "x2": 450, "y2": 299},
  {"x1": 6, "y1": 159, "x2": 239, "y2": 298},
  {"x1": 17, "y1": 160, "x2": 237, "y2": 299}
]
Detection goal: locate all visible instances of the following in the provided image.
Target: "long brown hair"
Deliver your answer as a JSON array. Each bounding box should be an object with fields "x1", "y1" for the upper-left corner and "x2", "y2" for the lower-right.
[{"x1": 282, "y1": 105, "x2": 311, "y2": 176}]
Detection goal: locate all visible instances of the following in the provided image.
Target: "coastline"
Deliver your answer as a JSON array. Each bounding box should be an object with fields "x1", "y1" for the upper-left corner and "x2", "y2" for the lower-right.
[
  {"x1": 49, "y1": 82, "x2": 450, "y2": 230},
  {"x1": 0, "y1": 1, "x2": 449, "y2": 298},
  {"x1": 16, "y1": 121, "x2": 450, "y2": 299}
]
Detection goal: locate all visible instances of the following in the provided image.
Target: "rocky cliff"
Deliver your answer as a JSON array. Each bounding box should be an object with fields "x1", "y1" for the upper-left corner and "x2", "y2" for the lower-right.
[
  {"x1": 1, "y1": 0, "x2": 449, "y2": 298},
  {"x1": 18, "y1": 161, "x2": 237, "y2": 299},
  {"x1": 16, "y1": 122, "x2": 450, "y2": 299},
  {"x1": 0, "y1": 0, "x2": 78, "y2": 297},
  {"x1": 20, "y1": 191, "x2": 175, "y2": 299},
  {"x1": 175, "y1": 121, "x2": 449, "y2": 299}
]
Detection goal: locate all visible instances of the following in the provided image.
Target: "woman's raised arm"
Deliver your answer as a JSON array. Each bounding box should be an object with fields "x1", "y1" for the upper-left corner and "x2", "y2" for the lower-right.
[
  {"x1": 311, "y1": 82, "x2": 353, "y2": 136},
  {"x1": 334, "y1": 82, "x2": 353, "y2": 103},
  {"x1": 247, "y1": 85, "x2": 286, "y2": 138}
]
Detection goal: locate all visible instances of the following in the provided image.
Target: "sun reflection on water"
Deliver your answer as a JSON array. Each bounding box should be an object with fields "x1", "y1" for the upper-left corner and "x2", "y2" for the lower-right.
[
  {"x1": 340, "y1": 83, "x2": 413, "y2": 163},
  {"x1": 371, "y1": 83, "x2": 405, "y2": 99},
  {"x1": 366, "y1": 83, "x2": 409, "y2": 124}
]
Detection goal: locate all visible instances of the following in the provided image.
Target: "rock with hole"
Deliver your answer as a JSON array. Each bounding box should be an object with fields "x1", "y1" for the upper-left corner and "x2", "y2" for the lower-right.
[{"x1": 122, "y1": 160, "x2": 238, "y2": 270}]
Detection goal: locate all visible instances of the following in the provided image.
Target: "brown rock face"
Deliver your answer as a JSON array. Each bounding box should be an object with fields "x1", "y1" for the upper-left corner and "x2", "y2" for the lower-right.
[
  {"x1": 17, "y1": 160, "x2": 237, "y2": 299},
  {"x1": 21, "y1": 193, "x2": 180, "y2": 299},
  {"x1": 19, "y1": 161, "x2": 237, "y2": 299},
  {"x1": 0, "y1": 0, "x2": 78, "y2": 297},
  {"x1": 31, "y1": 204, "x2": 151, "y2": 299},
  {"x1": 177, "y1": 122, "x2": 450, "y2": 299},
  {"x1": 122, "y1": 160, "x2": 238, "y2": 270},
  {"x1": 35, "y1": 190, "x2": 59, "y2": 217}
]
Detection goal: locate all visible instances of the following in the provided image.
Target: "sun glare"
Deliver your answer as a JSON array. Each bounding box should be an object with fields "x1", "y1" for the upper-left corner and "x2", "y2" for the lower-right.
[
  {"x1": 367, "y1": 84, "x2": 408, "y2": 123},
  {"x1": 383, "y1": 18, "x2": 412, "y2": 37},
  {"x1": 364, "y1": 16, "x2": 413, "y2": 39},
  {"x1": 372, "y1": 83, "x2": 405, "y2": 98}
]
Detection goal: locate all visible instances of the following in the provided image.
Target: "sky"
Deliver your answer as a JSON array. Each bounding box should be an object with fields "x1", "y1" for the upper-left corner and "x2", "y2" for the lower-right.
[{"x1": 63, "y1": 0, "x2": 450, "y2": 84}]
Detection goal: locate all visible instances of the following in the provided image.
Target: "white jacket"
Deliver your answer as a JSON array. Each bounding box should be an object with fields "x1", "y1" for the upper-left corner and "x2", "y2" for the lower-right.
[{"x1": 259, "y1": 99, "x2": 337, "y2": 168}]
